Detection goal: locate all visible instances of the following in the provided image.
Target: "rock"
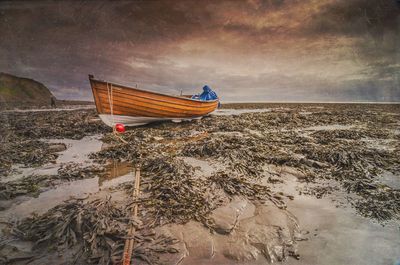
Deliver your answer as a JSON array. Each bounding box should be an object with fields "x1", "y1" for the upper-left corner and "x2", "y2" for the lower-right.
[
  {"x1": 224, "y1": 203, "x2": 299, "y2": 263},
  {"x1": 158, "y1": 203, "x2": 299, "y2": 264},
  {"x1": 158, "y1": 221, "x2": 215, "y2": 260},
  {"x1": 182, "y1": 223, "x2": 215, "y2": 259},
  {"x1": 210, "y1": 207, "x2": 236, "y2": 234},
  {"x1": 222, "y1": 240, "x2": 260, "y2": 261},
  {"x1": 210, "y1": 198, "x2": 255, "y2": 234}
]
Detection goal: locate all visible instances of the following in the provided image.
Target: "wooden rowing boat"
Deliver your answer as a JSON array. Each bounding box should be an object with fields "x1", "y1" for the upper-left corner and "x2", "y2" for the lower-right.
[{"x1": 89, "y1": 75, "x2": 219, "y2": 127}]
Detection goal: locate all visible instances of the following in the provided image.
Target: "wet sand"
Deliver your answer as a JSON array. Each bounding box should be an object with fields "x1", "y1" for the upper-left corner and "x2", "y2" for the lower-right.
[{"x1": 0, "y1": 103, "x2": 399, "y2": 264}]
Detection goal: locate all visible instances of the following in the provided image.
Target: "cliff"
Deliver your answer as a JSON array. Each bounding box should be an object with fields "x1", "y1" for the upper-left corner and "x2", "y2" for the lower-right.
[{"x1": 0, "y1": 72, "x2": 55, "y2": 108}]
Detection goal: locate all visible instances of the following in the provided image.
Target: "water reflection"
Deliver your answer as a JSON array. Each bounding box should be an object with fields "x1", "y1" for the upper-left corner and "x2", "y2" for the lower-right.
[
  {"x1": 0, "y1": 160, "x2": 134, "y2": 219},
  {"x1": 99, "y1": 160, "x2": 133, "y2": 185}
]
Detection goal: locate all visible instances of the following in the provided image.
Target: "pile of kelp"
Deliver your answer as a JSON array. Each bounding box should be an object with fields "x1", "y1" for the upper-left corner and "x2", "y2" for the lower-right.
[
  {"x1": 0, "y1": 109, "x2": 108, "y2": 176},
  {"x1": 8, "y1": 155, "x2": 287, "y2": 264},
  {"x1": 209, "y1": 171, "x2": 286, "y2": 208},
  {"x1": 8, "y1": 197, "x2": 178, "y2": 265},
  {"x1": 182, "y1": 125, "x2": 399, "y2": 221},
  {"x1": 89, "y1": 103, "x2": 400, "y2": 222},
  {"x1": 136, "y1": 157, "x2": 220, "y2": 227},
  {"x1": 297, "y1": 131, "x2": 400, "y2": 221},
  {"x1": 0, "y1": 136, "x2": 58, "y2": 176},
  {"x1": 118, "y1": 156, "x2": 287, "y2": 228},
  {"x1": 0, "y1": 109, "x2": 107, "y2": 140}
]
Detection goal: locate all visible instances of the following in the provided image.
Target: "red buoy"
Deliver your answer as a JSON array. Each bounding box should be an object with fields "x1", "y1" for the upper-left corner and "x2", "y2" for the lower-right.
[{"x1": 115, "y1": 123, "x2": 126, "y2": 133}]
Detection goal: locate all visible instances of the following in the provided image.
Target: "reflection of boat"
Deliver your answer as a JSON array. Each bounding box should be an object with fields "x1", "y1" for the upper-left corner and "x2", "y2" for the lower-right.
[
  {"x1": 98, "y1": 160, "x2": 132, "y2": 186},
  {"x1": 89, "y1": 75, "x2": 219, "y2": 127}
]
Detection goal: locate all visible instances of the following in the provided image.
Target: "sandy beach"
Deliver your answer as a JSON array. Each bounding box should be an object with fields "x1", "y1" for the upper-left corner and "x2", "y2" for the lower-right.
[{"x1": 0, "y1": 103, "x2": 399, "y2": 264}]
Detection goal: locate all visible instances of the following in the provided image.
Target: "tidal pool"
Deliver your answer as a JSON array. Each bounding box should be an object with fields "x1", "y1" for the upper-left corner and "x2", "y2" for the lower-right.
[
  {"x1": 0, "y1": 160, "x2": 133, "y2": 219},
  {"x1": 273, "y1": 174, "x2": 400, "y2": 265}
]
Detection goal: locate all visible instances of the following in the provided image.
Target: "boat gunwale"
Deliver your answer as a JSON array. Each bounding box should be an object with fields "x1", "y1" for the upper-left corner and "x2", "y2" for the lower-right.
[{"x1": 89, "y1": 77, "x2": 219, "y2": 104}]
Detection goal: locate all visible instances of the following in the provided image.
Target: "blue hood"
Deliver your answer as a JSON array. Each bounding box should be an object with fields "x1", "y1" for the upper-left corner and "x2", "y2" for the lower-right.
[{"x1": 191, "y1": 85, "x2": 218, "y2": 101}]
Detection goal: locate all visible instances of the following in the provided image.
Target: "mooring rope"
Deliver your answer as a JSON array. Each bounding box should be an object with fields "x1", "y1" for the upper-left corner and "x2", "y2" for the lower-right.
[
  {"x1": 107, "y1": 82, "x2": 128, "y2": 143},
  {"x1": 106, "y1": 82, "x2": 115, "y2": 129},
  {"x1": 122, "y1": 166, "x2": 141, "y2": 265}
]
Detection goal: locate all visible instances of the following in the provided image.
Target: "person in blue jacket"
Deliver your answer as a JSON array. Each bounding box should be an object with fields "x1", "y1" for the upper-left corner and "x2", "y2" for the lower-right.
[{"x1": 192, "y1": 85, "x2": 218, "y2": 101}]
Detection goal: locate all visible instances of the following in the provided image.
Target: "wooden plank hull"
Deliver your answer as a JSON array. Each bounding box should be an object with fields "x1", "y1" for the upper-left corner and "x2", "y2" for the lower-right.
[{"x1": 89, "y1": 76, "x2": 219, "y2": 127}]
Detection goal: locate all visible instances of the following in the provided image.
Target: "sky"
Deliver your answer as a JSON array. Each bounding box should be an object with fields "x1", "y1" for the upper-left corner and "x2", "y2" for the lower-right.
[{"x1": 0, "y1": 0, "x2": 399, "y2": 102}]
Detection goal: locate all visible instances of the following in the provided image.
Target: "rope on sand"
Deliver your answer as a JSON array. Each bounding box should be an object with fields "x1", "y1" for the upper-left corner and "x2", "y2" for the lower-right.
[
  {"x1": 113, "y1": 132, "x2": 128, "y2": 144},
  {"x1": 122, "y1": 166, "x2": 141, "y2": 265}
]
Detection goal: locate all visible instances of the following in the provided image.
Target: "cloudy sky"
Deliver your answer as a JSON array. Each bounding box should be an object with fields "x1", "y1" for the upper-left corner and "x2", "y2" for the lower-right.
[{"x1": 0, "y1": 0, "x2": 399, "y2": 102}]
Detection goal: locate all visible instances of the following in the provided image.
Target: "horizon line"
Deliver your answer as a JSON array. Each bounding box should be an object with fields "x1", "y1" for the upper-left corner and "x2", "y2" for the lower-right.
[
  {"x1": 220, "y1": 100, "x2": 400, "y2": 104},
  {"x1": 58, "y1": 98, "x2": 400, "y2": 105}
]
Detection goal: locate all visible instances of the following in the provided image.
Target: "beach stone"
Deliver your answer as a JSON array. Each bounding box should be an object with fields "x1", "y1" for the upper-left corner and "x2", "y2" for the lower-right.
[
  {"x1": 181, "y1": 222, "x2": 214, "y2": 259},
  {"x1": 222, "y1": 239, "x2": 260, "y2": 261},
  {"x1": 210, "y1": 198, "x2": 255, "y2": 234},
  {"x1": 222, "y1": 203, "x2": 299, "y2": 263},
  {"x1": 48, "y1": 143, "x2": 67, "y2": 152},
  {"x1": 158, "y1": 203, "x2": 298, "y2": 264},
  {"x1": 210, "y1": 207, "x2": 237, "y2": 234},
  {"x1": 158, "y1": 221, "x2": 214, "y2": 260}
]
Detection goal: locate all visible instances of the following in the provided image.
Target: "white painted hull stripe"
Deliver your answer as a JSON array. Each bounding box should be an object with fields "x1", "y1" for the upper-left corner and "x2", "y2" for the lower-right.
[{"x1": 98, "y1": 114, "x2": 203, "y2": 127}]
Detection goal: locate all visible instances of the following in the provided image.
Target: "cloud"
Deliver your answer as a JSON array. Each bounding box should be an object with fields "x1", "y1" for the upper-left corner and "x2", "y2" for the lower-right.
[
  {"x1": 0, "y1": 0, "x2": 398, "y2": 102},
  {"x1": 304, "y1": 0, "x2": 399, "y2": 36}
]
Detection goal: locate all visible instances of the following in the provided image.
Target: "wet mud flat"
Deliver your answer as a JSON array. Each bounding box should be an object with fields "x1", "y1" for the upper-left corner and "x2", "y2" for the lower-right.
[{"x1": 0, "y1": 104, "x2": 399, "y2": 264}]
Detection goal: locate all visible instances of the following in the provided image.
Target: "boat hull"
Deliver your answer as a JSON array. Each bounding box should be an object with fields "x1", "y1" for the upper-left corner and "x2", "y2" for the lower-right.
[
  {"x1": 99, "y1": 114, "x2": 202, "y2": 127},
  {"x1": 89, "y1": 76, "x2": 219, "y2": 127}
]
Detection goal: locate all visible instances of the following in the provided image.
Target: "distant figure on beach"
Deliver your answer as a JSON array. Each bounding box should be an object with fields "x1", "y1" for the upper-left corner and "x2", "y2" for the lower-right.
[{"x1": 51, "y1": 96, "x2": 56, "y2": 108}]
